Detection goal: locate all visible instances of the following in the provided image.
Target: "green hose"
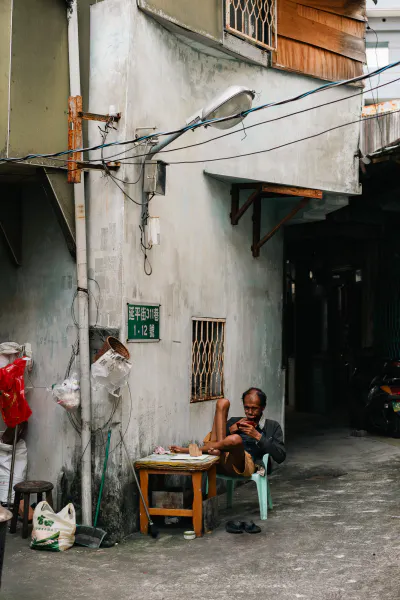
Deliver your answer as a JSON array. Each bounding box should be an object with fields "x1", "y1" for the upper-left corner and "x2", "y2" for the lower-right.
[{"x1": 94, "y1": 429, "x2": 111, "y2": 528}]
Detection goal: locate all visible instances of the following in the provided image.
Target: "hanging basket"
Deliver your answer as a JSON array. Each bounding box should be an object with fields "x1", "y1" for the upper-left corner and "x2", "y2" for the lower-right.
[{"x1": 93, "y1": 337, "x2": 130, "y2": 363}]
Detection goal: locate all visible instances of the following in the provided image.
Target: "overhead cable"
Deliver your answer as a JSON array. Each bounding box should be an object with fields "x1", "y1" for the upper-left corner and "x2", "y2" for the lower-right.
[
  {"x1": 0, "y1": 60, "x2": 399, "y2": 166},
  {"x1": 118, "y1": 108, "x2": 400, "y2": 166}
]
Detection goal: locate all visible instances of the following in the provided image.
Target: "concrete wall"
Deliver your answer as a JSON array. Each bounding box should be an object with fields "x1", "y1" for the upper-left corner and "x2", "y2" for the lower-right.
[
  {"x1": 0, "y1": 0, "x2": 69, "y2": 162},
  {"x1": 0, "y1": 184, "x2": 79, "y2": 490},
  {"x1": 87, "y1": 0, "x2": 362, "y2": 535},
  {"x1": 138, "y1": 0, "x2": 223, "y2": 41},
  {"x1": 0, "y1": 0, "x2": 99, "y2": 161}
]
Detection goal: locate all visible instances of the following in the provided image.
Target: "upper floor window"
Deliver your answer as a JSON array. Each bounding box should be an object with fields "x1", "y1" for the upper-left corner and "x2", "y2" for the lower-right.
[
  {"x1": 366, "y1": 43, "x2": 389, "y2": 69},
  {"x1": 225, "y1": 0, "x2": 277, "y2": 51}
]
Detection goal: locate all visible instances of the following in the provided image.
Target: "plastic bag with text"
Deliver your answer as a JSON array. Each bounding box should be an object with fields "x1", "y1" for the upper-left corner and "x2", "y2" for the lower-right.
[
  {"x1": 31, "y1": 501, "x2": 76, "y2": 552},
  {"x1": 91, "y1": 349, "x2": 132, "y2": 396}
]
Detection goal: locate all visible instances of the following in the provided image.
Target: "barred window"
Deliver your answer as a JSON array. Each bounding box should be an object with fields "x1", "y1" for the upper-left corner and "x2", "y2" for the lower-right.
[
  {"x1": 225, "y1": 0, "x2": 277, "y2": 51},
  {"x1": 191, "y1": 318, "x2": 225, "y2": 403}
]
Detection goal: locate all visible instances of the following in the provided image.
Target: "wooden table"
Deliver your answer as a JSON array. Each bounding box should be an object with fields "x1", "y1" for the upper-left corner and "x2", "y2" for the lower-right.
[{"x1": 135, "y1": 454, "x2": 219, "y2": 538}]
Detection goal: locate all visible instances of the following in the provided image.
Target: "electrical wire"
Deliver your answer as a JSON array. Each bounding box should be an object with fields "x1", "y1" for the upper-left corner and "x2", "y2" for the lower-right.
[
  {"x1": 66, "y1": 274, "x2": 102, "y2": 435},
  {"x1": 65, "y1": 82, "x2": 400, "y2": 206},
  {"x1": 119, "y1": 107, "x2": 400, "y2": 166},
  {"x1": 106, "y1": 168, "x2": 149, "y2": 206},
  {"x1": 99, "y1": 141, "x2": 150, "y2": 182},
  {"x1": 112, "y1": 75, "x2": 400, "y2": 163},
  {"x1": 107, "y1": 156, "x2": 148, "y2": 185},
  {"x1": 98, "y1": 121, "x2": 150, "y2": 206},
  {"x1": 88, "y1": 277, "x2": 101, "y2": 327},
  {"x1": 25, "y1": 73, "x2": 400, "y2": 176},
  {"x1": 4, "y1": 73, "x2": 400, "y2": 178},
  {"x1": 79, "y1": 381, "x2": 133, "y2": 460},
  {"x1": 99, "y1": 118, "x2": 155, "y2": 276},
  {"x1": 44, "y1": 131, "x2": 127, "y2": 441},
  {"x1": 66, "y1": 264, "x2": 132, "y2": 442},
  {"x1": 139, "y1": 193, "x2": 155, "y2": 276},
  {"x1": 1, "y1": 61, "x2": 400, "y2": 165},
  {"x1": 33, "y1": 72, "x2": 400, "y2": 168}
]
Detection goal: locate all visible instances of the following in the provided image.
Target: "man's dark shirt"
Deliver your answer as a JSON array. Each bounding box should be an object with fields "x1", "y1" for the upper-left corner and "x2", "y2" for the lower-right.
[{"x1": 226, "y1": 417, "x2": 286, "y2": 470}]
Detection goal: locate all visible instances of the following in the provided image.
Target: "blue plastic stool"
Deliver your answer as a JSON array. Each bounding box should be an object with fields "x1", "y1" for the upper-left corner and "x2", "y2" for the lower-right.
[{"x1": 206, "y1": 454, "x2": 273, "y2": 520}]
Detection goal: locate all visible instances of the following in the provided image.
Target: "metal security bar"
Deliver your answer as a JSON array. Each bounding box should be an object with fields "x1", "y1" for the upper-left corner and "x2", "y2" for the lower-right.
[
  {"x1": 191, "y1": 318, "x2": 225, "y2": 403},
  {"x1": 225, "y1": 0, "x2": 277, "y2": 51}
]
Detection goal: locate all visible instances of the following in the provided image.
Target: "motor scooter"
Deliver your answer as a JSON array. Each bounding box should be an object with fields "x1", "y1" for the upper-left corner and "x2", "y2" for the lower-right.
[{"x1": 349, "y1": 355, "x2": 400, "y2": 437}]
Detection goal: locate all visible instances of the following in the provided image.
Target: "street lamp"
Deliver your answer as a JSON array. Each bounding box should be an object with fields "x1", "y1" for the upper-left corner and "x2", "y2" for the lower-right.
[
  {"x1": 143, "y1": 85, "x2": 255, "y2": 249},
  {"x1": 147, "y1": 85, "x2": 255, "y2": 157},
  {"x1": 200, "y1": 85, "x2": 255, "y2": 130}
]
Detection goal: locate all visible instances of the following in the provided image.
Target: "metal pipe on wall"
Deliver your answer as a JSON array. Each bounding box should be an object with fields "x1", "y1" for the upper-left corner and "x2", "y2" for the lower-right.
[{"x1": 67, "y1": 0, "x2": 92, "y2": 526}]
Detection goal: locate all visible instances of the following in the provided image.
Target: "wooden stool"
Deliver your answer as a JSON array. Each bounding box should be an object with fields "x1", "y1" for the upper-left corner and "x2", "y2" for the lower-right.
[{"x1": 10, "y1": 481, "x2": 54, "y2": 539}]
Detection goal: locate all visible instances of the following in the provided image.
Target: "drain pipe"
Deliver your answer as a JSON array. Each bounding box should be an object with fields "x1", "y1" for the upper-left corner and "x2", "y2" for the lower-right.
[{"x1": 67, "y1": 0, "x2": 92, "y2": 526}]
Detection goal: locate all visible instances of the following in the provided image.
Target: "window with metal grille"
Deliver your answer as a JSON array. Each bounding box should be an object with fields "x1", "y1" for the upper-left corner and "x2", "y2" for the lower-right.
[
  {"x1": 225, "y1": 0, "x2": 277, "y2": 51},
  {"x1": 191, "y1": 318, "x2": 225, "y2": 403}
]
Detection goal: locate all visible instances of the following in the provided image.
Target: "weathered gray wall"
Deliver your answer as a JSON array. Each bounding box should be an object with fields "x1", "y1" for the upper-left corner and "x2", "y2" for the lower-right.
[
  {"x1": 88, "y1": 0, "x2": 362, "y2": 438},
  {"x1": 0, "y1": 184, "x2": 79, "y2": 489}
]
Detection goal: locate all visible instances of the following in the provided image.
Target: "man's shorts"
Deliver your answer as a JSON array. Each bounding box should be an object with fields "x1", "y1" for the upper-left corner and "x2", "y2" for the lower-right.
[{"x1": 203, "y1": 432, "x2": 255, "y2": 478}]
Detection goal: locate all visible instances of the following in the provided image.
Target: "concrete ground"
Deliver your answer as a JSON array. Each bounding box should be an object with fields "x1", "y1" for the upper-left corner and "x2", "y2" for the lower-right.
[{"x1": 2, "y1": 415, "x2": 400, "y2": 600}]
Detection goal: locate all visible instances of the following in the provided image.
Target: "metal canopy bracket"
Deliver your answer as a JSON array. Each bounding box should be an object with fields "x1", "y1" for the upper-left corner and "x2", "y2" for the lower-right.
[
  {"x1": 68, "y1": 96, "x2": 121, "y2": 184},
  {"x1": 230, "y1": 183, "x2": 323, "y2": 257}
]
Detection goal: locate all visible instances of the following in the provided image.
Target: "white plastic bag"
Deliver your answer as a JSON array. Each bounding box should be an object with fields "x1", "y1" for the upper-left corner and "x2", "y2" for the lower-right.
[
  {"x1": 0, "y1": 439, "x2": 27, "y2": 503},
  {"x1": 31, "y1": 501, "x2": 76, "y2": 552},
  {"x1": 51, "y1": 372, "x2": 80, "y2": 411},
  {"x1": 91, "y1": 350, "x2": 132, "y2": 396}
]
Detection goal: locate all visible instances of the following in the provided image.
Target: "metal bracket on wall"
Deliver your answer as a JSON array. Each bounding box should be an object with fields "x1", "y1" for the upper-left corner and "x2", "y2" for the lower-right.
[
  {"x1": 230, "y1": 182, "x2": 323, "y2": 257},
  {"x1": 68, "y1": 96, "x2": 121, "y2": 184}
]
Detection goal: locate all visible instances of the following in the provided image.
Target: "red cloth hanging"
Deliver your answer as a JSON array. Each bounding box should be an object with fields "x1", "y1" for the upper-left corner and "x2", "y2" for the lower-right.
[{"x1": 0, "y1": 358, "x2": 32, "y2": 427}]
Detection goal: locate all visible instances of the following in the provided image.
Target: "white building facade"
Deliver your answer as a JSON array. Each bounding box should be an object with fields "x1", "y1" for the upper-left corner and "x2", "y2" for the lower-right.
[
  {"x1": 83, "y1": 0, "x2": 365, "y2": 534},
  {"x1": 0, "y1": 0, "x2": 369, "y2": 537}
]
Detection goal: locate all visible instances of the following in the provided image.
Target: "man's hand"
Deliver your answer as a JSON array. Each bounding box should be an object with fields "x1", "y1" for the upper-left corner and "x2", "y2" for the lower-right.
[
  {"x1": 169, "y1": 445, "x2": 188, "y2": 454},
  {"x1": 237, "y1": 421, "x2": 262, "y2": 441},
  {"x1": 229, "y1": 418, "x2": 246, "y2": 434}
]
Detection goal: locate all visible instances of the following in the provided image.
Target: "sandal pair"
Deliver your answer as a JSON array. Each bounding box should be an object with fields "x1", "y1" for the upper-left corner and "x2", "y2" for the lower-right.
[{"x1": 225, "y1": 520, "x2": 261, "y2": 534}]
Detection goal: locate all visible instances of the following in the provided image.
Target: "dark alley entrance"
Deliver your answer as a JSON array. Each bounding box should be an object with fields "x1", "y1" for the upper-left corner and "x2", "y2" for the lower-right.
[
  {"x1": 283, "y1": 223, "x2": 375, "y2": 419},
  {"x1": 282, "y1": 171, "x2": 400, "y2": 428}
]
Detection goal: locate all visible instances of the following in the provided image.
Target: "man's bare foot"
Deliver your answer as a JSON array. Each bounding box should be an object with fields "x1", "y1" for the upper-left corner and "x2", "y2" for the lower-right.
[
  {"x1": 202, "y1": 442, "x2": 221, "y2": 456},
  {"x1": 206, "y1": 447, "x2": 221, "y2": 456},
  {"x1": 170, "y1": 444, "x2": 221, "y2": 456}
]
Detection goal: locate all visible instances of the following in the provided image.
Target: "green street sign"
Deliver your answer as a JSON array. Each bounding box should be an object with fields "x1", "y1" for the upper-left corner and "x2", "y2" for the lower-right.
[{"x1": 127, "y1": 303, "x2": 160, "y2": 342}]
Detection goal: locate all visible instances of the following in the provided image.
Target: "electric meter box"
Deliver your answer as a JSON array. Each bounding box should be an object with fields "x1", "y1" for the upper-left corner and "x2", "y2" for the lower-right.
[{"x1": 143, "y1": 161, "x2": 167, "y2": 195}]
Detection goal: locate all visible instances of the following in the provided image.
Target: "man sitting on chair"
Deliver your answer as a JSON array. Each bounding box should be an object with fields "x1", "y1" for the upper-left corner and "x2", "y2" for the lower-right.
[{"x1": 170, "y1": 387, "x2": 286, "y2": 477}]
